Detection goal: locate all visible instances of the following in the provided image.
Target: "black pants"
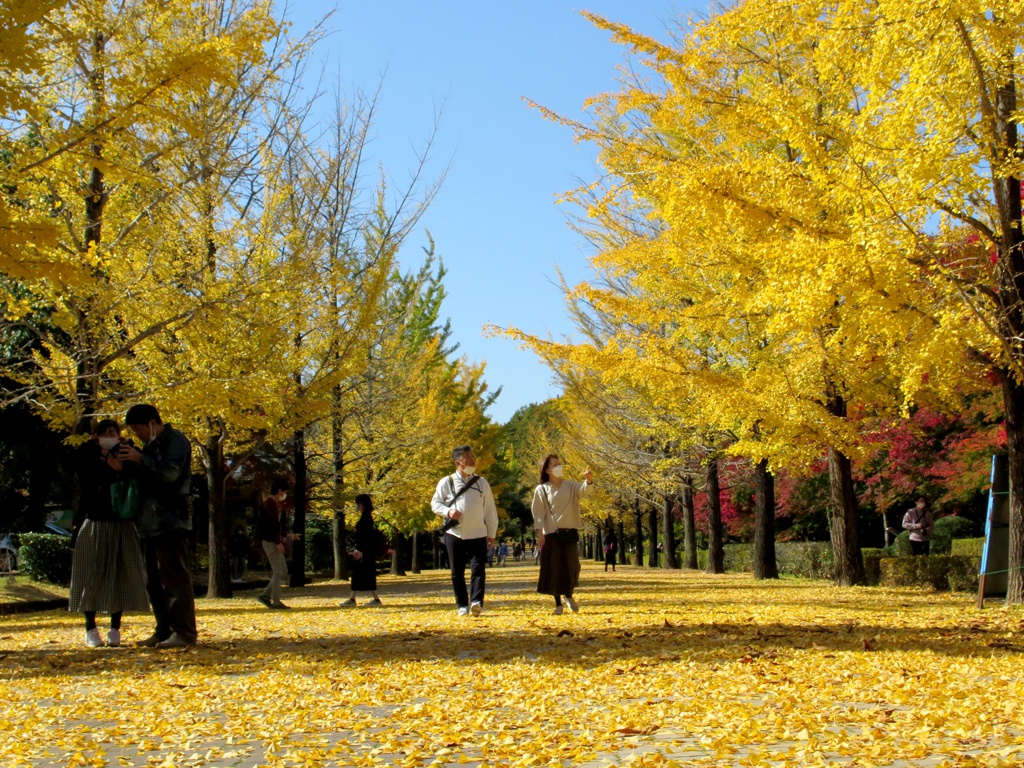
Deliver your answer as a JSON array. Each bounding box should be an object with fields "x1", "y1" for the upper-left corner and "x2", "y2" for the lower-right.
[
  {"x1": 910, "y1": 539, "x2": 930, "y2": 556},
  {"x1": 444, "y1": 533, "x2": 487, "y2": 608},
  {"x1": 604, "y1": 549, "x2": 616, "y2": 569},
  {"x1": 144, "y1": 530, "x2": 198, "y2": 643}
]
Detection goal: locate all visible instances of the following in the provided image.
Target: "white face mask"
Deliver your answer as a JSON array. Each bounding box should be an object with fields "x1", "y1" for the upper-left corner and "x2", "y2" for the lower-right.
[
  {"x1": 98, "y1": 437, "x2": 119, "y2": 451},
  {"x1": 550, "y1": 465, "x2": 564, "y2": 479},
  {"x1": 462, "y1": 463, "x2": 476, "y2": 475}
]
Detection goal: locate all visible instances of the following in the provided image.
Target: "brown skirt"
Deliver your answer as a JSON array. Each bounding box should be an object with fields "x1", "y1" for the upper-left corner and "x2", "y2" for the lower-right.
[{"x1": 537, "y1": 529, "x2": 581, "y2": 597}]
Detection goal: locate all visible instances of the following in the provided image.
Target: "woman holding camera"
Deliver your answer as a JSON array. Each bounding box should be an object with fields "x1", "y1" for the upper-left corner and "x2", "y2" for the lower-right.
[
  {"x1": 532, "y1": 455, "x2": 594, "y2": 615},
  {"x1": 69, "y1": 419, "x2": 149, "y2": 647},
  {"x1": 340, "y1": 494, "x2": 383, "y2": 606}
]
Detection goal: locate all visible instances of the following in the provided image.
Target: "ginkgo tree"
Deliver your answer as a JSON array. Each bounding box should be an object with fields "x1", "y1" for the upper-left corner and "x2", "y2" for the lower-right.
[{"x1": 512, "y1": 3, "x2": 1003, "y2": 589}]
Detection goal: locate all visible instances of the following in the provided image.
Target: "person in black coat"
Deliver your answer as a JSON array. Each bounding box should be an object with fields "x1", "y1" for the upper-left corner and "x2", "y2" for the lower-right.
[
  {"x1": 603, "y1": 529, "x2": 618, "y2": 572},
  {"x1": 340, "y1": 494, "x2": 383, "y2": 606}
]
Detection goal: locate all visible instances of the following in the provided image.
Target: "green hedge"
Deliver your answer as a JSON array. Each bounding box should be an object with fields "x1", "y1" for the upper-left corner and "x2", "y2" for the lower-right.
[
  {"x1": 713, "y1": 539, "x2": 980, "y2": 590},
  {"x1": 951, "y1": 538, "x2": 985, "y2": 557},
  {"x1": 19, "y1": 533, "x2": 73, "y2": 585},
  {"x1": 932, "y1": 516, "x2": 976, "y2": 555},
  {"x1": 719, "y1": 542, "x2": 834, "y2": 579},
  {"x1": 879, "y1": 555, "x2": 980, "y2": 592},
  {"x1": 722, "y1": 543, "x2": 753, "y2": 572},
  {"x1": 863, "y1": 555, "x2": 884, "y2": 587}
]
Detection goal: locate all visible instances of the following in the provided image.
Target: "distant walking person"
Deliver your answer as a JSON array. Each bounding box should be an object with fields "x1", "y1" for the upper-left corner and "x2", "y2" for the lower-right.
[
  {"x1": 121, "y1": 404, "x2": 197, "y2": 649},
  {"x1": 532, "y1": 455, "x2": 594, "y2": 615},
  {"x1": 229, "y1": 525, "x2": 250, "y2": 583},
  {"x1": 341, "y1": 494, "x2": 383, "y2": 606},
  {"x1": 69, "y1": 419, "x2": 149, "y2": 647},
  {"x1": 431, "y1": 445, "x2": 498, "y2": 616},
  {"x1": 603, "y1": 528, "x2": 618, "y2": 572},
  {"x1": 256, "y1": 479, "x2": 292, "y2": 610},
  {"x1": 903, "y1": 496, "x2": 935, "y2": 556}
]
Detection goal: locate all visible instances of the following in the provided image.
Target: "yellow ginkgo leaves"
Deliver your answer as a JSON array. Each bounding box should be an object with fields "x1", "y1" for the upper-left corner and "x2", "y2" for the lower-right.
[{"x1": 2, "y1": 563, "x2": 1023, "y2": 767}]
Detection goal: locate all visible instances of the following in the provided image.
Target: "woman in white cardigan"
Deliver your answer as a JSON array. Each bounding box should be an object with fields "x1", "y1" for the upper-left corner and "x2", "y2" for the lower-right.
[{"x1": 532, "y1": 455, "x2": 594, "y2": 615}]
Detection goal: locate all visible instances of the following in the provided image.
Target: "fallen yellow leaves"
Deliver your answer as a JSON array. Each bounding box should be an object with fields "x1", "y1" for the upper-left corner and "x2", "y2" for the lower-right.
[{"x1": 1, "y1": 564, "x2": 1023, "y2": 766}]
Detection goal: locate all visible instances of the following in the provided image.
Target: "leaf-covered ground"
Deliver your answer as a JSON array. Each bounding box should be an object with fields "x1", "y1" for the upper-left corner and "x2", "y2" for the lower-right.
[{"x1": 1, "y1": 562, "x2": 1023, "y2": 767}]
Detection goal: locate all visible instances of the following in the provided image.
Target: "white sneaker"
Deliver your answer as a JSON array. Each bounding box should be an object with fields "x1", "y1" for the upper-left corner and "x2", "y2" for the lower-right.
[
  {"x1": 107, "y1": 629, "x2": 121, "y2": 647},
  {"x1": 552, "y1": 605, "x2": 564, "y2": 616},
  {"x1": 565, "y1": 596, "x2": 580, "y2": 614},
  {"x1": 457, "y1": 606, "x2": 469, "y2": 616},
  {"x1": 470, "y1": 602, "x2": 482, "y2": 616},
  {"x1": 85, "y1": 628, "x2": 104, "y2": 648}
]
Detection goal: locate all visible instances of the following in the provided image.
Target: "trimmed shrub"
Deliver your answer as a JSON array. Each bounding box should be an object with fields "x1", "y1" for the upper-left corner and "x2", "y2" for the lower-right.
[
  {"x1": 305, "y1": 525, "x2": 334, "y2": 573},
  {"x1": 775, "y1": 542, "x2": 834, "y2": 579},
  {"x1": 863, "y1": 555, "x2": 884, "y2": 586},
  {"x1": 722, "y1": 543, "x2": 754, "y2": 572},
  {"x1": 931, "y1": 516, "x2": 976, "y2": 555},
  {"x1": 879, "y1": 555, "x2": 981, "y2": 591},
  {"x1": 697, "y1": 548, "x2": 708, "y2": 571},
  {"x1": 951, "y1": 538, "x2": 985, "y2": 557},
  {"x1": 19, "y1": 533, "x2": 72, "y2": 585},
  {"x1": 719, "y1": 541, "x2": 834, "y2": 579},
  {"x1": 883, "y1": 532, "x2": 913, "y2": 557},
  {"x1": 947, "y1": 557, "x2": 982, "y2": 592}
]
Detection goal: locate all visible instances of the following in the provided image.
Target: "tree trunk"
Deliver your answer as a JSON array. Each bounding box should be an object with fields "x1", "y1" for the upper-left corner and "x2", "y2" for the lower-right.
[
  {"x1": 1002, "y1": 376, "x2": 1024, "y2": 603},
  {"x1": 289, "y1": 428, "x2": 307, "y2": 588},
  {"x1": 633, "y1": 499, "x2": 644, "y2": 566},
  {"x1": 411, "y1": 531, "x2": 421, "y2": 574},
  {"x1": 706, "y1": 459, "x2": 724, "y2": 574},
  {"x1": 390, "y1": 532, "x2": 406, "y2": 576},
  {"x1": 661, "y1": 494, "x2": 678, "y2": 569},
  {"x1": 205, "y1": 431, "x2": 231, "y2": 598},
  {"x1": 753, "y1": 459, "x2": 779, "y2": 579},
  {"x1": 824, "y1": 393, "x2": 865, "y2": 586},
  {"x1": 616, "y1": 519, "x2": 627, "y2": 565},
  {"x1": 647, "y1": 504, "x2": 658, "y2": 567},
  {"x1": 330, "y1": 387, "x2": 349, "y2": 581},
  {"x1": 992, "y1": 73, "x2": 1024, "y2": 603},
  {"x1": 75, "y1": 29, "x2": 108, "y2": 426},
  {"x1": 826, "y1": 445, "x2": 866, "y2": 586},
  {"x1": 594, "y1": 524, "x2": 603, "y2": 562},
  {"x1": 681, "y1": 476, "x2": 698, "y2": 569}
]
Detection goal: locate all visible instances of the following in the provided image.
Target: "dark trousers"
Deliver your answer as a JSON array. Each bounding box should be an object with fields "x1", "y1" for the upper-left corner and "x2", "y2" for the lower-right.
[
  {"x1": 910, "y1": 539, "x2": 930, "y2": 556},
  {"x1": 444, "y1": 533, "x2": 487, "y2": 608},
  {"x1": 144, "y1": 530, "x2": 198, "y2": 643}
]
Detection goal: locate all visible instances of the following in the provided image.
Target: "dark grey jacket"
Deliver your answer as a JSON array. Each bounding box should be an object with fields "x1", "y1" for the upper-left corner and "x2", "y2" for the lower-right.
[{"x1": 137, "y1": 424, "x2": 192, "y2": 537}]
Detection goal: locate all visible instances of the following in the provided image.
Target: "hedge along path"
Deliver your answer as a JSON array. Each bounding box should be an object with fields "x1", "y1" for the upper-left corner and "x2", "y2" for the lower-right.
[{"x1": 1, "y1": 564, "x2": 1022, "y2": 767}]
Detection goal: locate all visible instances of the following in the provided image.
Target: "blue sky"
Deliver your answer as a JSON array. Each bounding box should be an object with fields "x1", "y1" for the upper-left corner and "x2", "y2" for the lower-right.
[{"x1": 288, "y1": 2, "x2": 710, "y2": 423}]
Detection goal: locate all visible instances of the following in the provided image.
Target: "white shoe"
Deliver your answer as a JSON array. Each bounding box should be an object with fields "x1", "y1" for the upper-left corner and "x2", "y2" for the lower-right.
[
  {"x1": 107, "y1": 629, "x2": 121, "y2": 647},
  {"x1": 565, "y1": 596, "x2": 580, "y2": 614},
  {"x1": 552, "y1": 605, "x2": 564, "y2": 616},
  {"x1": 457, "y1": 606, "x2": 469, "y2": 616},
  {"x1": 85, "y1": 628, "x2": 104, "y2": 648},
  {"x1": 470, "y1": 602, "x2": 482, "y2": 616}
]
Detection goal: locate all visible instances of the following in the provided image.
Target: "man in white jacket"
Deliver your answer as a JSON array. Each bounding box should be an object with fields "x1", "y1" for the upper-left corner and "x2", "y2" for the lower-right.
[{"x1": 431, "y1": 445, "x2": 498, "y2": 616}]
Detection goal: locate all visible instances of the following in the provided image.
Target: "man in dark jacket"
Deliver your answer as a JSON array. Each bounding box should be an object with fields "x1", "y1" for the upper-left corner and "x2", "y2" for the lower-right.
[{"x1": 121, "y1": 404, "x2": 196, "y2": 648}]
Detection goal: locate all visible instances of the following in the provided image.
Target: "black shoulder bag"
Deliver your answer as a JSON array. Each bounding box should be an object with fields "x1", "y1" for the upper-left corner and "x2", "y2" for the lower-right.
[{"x1": 439, "y1": 475, "x2": 482, "y2": 533}]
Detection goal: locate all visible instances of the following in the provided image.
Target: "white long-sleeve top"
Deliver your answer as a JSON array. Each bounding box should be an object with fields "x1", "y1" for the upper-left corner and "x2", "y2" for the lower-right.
[
  {"x1": 532, "y1": 479, "x2": 591, "y2": 534},
  {"x1": 431, "y1": 473, "x2": 498, "y2": 540},
  {"x1": 902, "y1": 507, "x2": 934, "y2": 542}
]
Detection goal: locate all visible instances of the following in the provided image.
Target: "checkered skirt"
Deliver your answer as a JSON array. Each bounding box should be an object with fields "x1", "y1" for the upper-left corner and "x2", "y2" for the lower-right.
[{"x1": 68, "y1": 519, "x2": 149, "y2": 614}]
